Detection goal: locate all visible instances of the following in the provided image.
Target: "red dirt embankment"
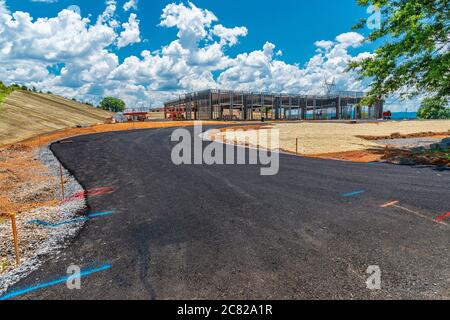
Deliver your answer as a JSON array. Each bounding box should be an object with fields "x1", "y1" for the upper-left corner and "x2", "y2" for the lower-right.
[
  {"x1": 307, "y1": 150, "x2": 385, "y2": 163},
  {"x1": 13, "y1": 121, "x2": 235, "y2": 149}
]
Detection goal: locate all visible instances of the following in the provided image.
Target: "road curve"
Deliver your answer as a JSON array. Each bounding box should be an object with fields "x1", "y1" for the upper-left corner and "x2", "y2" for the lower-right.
[{"x1": 8, "y1": 126, "x2": 450, "y2": 299}]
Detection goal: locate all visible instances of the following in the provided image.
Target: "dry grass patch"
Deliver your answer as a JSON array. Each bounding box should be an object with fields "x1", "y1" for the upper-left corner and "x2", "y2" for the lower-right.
[{"x1": 0, "y1": 90, "x2": 112, "y2": 146}]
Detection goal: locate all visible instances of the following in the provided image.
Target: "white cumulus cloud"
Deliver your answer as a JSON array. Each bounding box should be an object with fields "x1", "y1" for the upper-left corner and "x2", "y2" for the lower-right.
[
  {"x1": 0, "y1": 1, "x2": 413, "y2": 110},
  {"x1": 117, "y1": 13, "x2": 141, "y2": 48},
  {"x1": 123, "y1": 0, "x2": 138, "y2": 11},
  {"x1": 335, "y1": 32, "x2": 365, "y2": 48}
]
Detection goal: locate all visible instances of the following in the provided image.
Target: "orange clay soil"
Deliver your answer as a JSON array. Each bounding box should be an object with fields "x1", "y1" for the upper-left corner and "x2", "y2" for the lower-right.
[
  {"x1": 0, "y1": 144, "x2": 61, "y2": 217},
  {"x1": 11, "y1": 121, "x2": 236, "y2": 148},
  {"x1": 305, "y1": 149, "x2": 385, "y2": 162}
]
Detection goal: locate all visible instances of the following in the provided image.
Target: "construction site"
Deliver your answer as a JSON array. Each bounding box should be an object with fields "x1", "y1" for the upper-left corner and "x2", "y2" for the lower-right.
[
  {"x1": 0, "y1": 87, "x2": 450, "y2": 300},
  {"x1": 164, "y1": 89, "x2": 384, "y2": 121}
]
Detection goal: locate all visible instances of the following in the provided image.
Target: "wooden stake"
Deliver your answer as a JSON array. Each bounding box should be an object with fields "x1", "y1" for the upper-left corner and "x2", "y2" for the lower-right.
[
  {"x1": 59, "y1": 163, "x2": 65, "y2": 201},
  {"x1": 296, "y1": 138, "x2": 299, "y2": 155},
  {"x1": 10, "y1": 213, "x2": 20, "y2": 266}
]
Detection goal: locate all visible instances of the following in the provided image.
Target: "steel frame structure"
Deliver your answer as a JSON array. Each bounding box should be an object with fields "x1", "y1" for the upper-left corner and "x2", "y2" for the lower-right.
[{"x1": 164, "y1": 89, "x2": 383, "y2": 121}]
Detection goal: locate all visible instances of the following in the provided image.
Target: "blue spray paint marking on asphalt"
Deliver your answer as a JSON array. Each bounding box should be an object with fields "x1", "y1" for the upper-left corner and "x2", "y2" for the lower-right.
[
  {"x1": 0, "y1": 264, "x2": 111, "y2": 300},
  {"x1": 27, "y1": 211, "x2": 114, "y2": 228},
  {"x1": 341, "y1": 190, "x2": 366, "y2": 197}
]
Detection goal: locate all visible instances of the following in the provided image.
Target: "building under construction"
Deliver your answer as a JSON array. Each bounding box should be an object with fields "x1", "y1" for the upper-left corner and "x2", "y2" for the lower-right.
[{"x1": 164, "y1": 89, "x2": 383, "y2": 121}]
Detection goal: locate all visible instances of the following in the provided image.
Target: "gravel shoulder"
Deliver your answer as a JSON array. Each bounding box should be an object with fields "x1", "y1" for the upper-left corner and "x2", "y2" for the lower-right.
[{"x1": 0, "y1": 146, "x2": 85, "y2": 295}]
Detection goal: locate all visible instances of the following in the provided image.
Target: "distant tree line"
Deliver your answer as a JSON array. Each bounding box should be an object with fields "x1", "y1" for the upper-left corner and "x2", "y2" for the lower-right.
[{"x1": 0, "y1": 81, "x2": 47, "y2": 97}]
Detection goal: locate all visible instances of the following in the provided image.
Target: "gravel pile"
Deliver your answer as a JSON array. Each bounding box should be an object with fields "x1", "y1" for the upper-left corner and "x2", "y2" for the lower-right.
[
  {"x1": 0, "y1": 147, "x2": 86, "y2": 295},
  {"x1": 375, "y1": 137, "x2": 444, "y2": 149}
]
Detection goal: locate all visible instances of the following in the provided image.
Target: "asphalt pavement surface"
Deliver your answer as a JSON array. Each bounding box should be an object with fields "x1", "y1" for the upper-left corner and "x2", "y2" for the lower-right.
[{"x1": 6, "y1": 126, "x2": 450, "y2": 299}]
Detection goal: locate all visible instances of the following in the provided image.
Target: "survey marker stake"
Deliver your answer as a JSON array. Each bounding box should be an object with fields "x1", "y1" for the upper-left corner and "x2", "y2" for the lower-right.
[{"x1": 10, "y1": 213, "x2": 20, "y2": 266}]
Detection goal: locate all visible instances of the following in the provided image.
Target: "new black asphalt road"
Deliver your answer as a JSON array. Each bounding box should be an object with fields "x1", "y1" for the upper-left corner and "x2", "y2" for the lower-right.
[{"x1": 7, "y1": 126, "x2": 450, "y2": 299}]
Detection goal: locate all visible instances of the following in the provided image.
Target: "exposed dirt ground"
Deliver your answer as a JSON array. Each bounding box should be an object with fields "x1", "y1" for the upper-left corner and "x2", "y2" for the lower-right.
[
  {"x1": 0, "y1": 145, "x2": 61, "y2": 273},
  {"x1": 217, "y1": 121, "x2": 450, "y2": 162},
  {"x1": 0, "y1": 144, "x2": 58, "y2": 214}
]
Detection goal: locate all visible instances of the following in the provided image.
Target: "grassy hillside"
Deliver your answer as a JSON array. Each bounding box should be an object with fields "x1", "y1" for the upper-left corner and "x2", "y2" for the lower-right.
[
  {"x1": 0, "y1": 90, "x2": 112, "y2": 145},
  {"x1": 0, "y1": 82, "x2": 20, "y2": 104}
]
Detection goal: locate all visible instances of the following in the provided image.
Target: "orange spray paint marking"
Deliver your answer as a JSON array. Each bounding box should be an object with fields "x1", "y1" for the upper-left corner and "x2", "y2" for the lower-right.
[
  {"x1": 380, "y1": 201, "x2": 448, "y2": 226},
  {"x1": 434, "y1": 212, "x2": 450, "y2": 223},
  {"x1": 380, "y1": 201, "x2": 399, "y2": 208}
]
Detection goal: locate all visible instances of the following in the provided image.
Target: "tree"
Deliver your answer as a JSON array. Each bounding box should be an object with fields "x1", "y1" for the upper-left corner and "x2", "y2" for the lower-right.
[
  {"x1": 99, "y1": 97, "x2": 126, "y2": 113},
  {"x1": 349, "y1": 0, "x2": 450, "y2": 108},
  {"x1": 417, "y1": 97, "x2": 450, "y2": 119}
]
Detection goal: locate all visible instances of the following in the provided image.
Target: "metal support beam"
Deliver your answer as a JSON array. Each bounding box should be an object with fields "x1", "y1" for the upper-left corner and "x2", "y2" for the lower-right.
[
  {"x1": 230, "y1": 93, "x2": 233, "y2": 119},
  {"x1": 289, "y1": 97, "x2": 292, "y2": 120},
  {"x1": 337, "y1": 96, "x2": 341, "y2": 120},
  {"x1": 242, "y1": 93, "x2": 246, "y2": 120},
  {"x1": 313, "y1": 97, "x2": 316, "y2": 120},
  {"x1": 209, "y1": 91, "x2": 213, "y2": 120},
  {"x1": 162, "y1": 90, "x2": 372, "y2": 121}
]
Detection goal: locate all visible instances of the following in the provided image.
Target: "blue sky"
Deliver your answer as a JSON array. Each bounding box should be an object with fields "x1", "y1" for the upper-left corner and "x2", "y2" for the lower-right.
[
  {"x1": 0, "y1": 0, "x2": 412, "y2": 110},
  {"x1": 9, "y1": 0, "x2": 373, "y2": 65}
]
